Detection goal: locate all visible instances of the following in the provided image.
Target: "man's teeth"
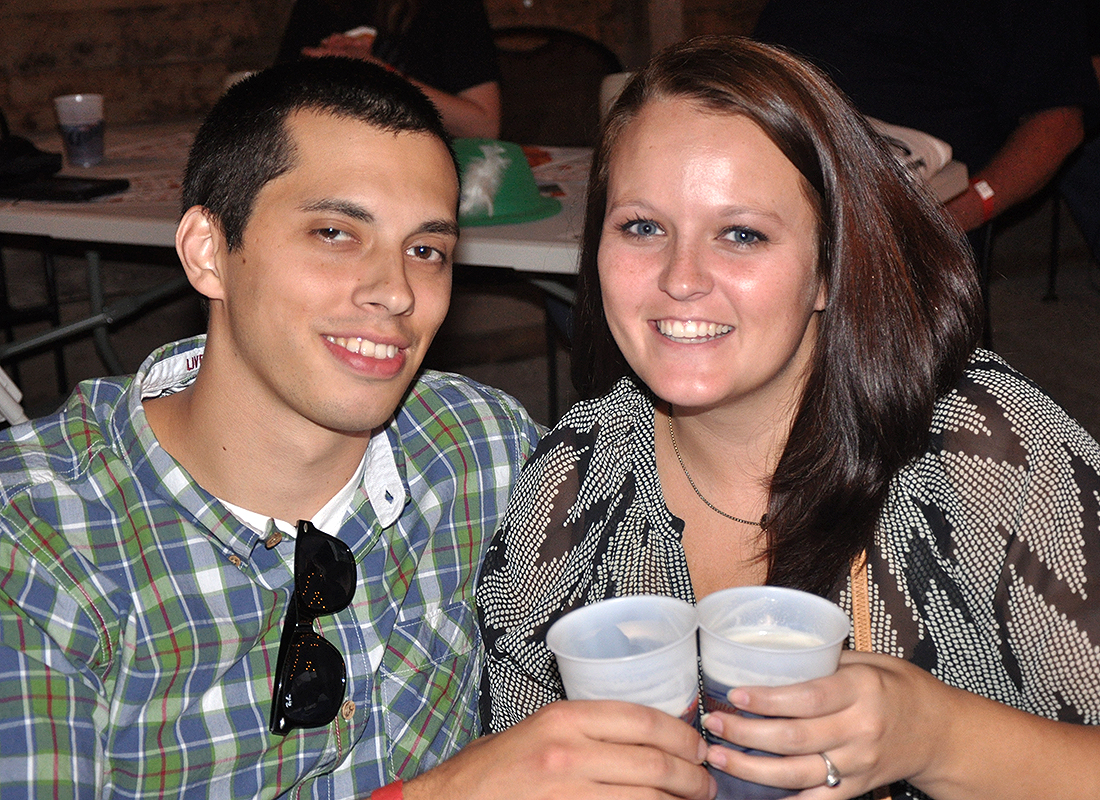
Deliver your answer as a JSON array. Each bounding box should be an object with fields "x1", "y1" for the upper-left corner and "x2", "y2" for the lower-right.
[
  {"x1": 325, "y1": 336, "x2": 399, "y2": 359},
  {"x1": 657, "y1": 320, "x2": 733, "y2": 340}
]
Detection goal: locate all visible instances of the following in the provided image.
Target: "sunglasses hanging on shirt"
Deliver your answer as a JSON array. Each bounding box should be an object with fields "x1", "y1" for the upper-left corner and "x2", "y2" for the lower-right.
[{"x1": 269, "y1": 519, "x2": 357, "y2": 736}]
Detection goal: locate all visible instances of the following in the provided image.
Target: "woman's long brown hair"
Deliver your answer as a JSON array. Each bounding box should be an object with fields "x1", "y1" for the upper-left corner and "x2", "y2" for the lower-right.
[{"x1": 572, "y1": 36, "x2": 983, "y2": 596}]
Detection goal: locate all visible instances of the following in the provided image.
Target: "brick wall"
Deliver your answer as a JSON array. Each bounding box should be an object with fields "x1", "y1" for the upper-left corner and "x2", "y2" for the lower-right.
[
  {"x1": 0, "y1": 0, "x2": 290, "y2": 131},
  {"x1": 0, "y1": 0, "x2": 767, "y2": 132}
]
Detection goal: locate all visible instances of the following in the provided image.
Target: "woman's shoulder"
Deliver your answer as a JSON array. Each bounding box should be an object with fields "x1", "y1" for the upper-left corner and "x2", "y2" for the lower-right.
[
  {"x1": 932, "y1": 349, "x2": 1100, "y2": 459},
  {"x1": 534, "y1": 377, "x2": 653, "y2": 454}
]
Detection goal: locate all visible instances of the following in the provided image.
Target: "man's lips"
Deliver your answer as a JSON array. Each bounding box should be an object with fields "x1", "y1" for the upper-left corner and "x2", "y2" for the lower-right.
[
  {"x1": 324, "y1": 335, "x2": 401, "y2": 360},
  {"x1": 656, "y1": 319, "x2": 733, "y2": 342}
]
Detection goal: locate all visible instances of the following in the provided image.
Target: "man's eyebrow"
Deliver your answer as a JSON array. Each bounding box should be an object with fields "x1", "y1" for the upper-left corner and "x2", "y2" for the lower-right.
[
  {"x1": 297, "y1": 201, "x2": 457, "y2": 239},
  {"x1": 417, "y1": 219, "x2": 460, "y2": 238},
  {"x1": 299, "y1": 198, "x2": 375, "y2": 223}
]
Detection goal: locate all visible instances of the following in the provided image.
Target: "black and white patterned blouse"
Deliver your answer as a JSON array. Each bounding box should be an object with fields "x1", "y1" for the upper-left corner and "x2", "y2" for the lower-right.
[{"x1": 476, "y1": 350, "x2": 1100, "y2": 800}]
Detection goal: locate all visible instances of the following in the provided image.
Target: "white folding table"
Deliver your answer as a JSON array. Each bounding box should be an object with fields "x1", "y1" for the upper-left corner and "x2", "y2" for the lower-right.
[{"x1": 0, "y1": 122, "x2": 589, "y2": 372}]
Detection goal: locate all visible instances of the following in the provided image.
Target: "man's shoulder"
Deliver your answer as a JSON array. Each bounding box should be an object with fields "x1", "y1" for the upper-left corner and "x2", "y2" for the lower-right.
[
  {"x1": 397, "y1": 370, "x2": 541, "y2": 442},
  {"x1": 0, "y1": 376, "x2": 132, "y2": 501}
]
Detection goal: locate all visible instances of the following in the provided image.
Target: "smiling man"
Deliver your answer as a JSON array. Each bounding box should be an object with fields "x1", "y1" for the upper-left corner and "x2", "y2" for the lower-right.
[
  {"x1": 0, "y1": 57, "x2": 718, "y2": 800},
  {"x1": 0, "y1": 58, "x2": 540, "y2": 798}
]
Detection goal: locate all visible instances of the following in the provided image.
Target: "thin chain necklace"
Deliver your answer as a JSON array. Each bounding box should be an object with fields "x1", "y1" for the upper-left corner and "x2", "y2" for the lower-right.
[{"x1": 667, "y1": 409, "x2": 766, "y2": 528}]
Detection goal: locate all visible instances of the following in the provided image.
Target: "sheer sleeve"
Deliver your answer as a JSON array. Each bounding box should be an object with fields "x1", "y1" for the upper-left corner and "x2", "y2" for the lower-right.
[
  {"x1": 477, "y1": 419, "x2": 598, "y2": 732},
  {"x1": 871, "y1": 351, "x2": 1100, "y2": 726},
  {"x1": 476, "y1": 380, "x2": 693, "y2": 733},
  {"x1": 948, "y1": 356, "x2": 1100, "y2": 721}
]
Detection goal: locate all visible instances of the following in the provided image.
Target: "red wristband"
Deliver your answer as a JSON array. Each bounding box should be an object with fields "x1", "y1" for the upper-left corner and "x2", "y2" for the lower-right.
[
  {"x1": 370, "y1": 779, "x2": 403, "y2": 800},
  {"x1": 970, "y1": 178, "x2": 995, "y2": 224}
]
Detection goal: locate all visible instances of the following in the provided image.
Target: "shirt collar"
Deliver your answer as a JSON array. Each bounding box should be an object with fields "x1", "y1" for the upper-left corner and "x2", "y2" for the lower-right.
[
  {"x1": 130, "y1": 336, "x2": 406, "y2": 539},
  {"x1": 218, "y1": 431, "x2": 404, "y2": 538}
]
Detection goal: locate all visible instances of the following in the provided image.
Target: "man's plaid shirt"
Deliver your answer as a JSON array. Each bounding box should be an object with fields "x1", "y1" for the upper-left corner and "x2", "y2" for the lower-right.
[{"x1": 0, "y1": 337, "x2": 541, "y2": 799}]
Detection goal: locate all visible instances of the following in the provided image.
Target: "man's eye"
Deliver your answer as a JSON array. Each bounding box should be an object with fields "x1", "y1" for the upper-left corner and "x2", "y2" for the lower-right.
[
  {"x1": 620, "y1": 218, "x2": 664, "y2": 237},
  {"x1": 315, "y1": 227, "x2": 353, "y2": 242},
  {"x1": 407, "y1": 244, "x2": 445, "y2": 262}
]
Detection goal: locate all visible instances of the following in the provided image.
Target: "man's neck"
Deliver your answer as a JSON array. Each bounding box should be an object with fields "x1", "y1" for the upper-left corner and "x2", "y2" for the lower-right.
[{"x1": 143, "y1": 368, "x2": 372, "y2": 523}]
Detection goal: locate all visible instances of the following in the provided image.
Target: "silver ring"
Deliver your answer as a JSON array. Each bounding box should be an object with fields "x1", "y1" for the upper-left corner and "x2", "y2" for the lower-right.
[{"x1": 820, "y1": 752, "x2": 842, "y2": 788}]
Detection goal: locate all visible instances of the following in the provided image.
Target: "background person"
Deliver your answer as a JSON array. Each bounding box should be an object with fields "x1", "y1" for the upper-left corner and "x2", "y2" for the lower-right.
[
  {"x1": 478, "y1": 36, "x2": 1100, "y2": 800},
  {"x1": 753, "y1": 0, "x2": 1099, "y2": 233},
  {"x1": 277, "y1": 0, "x2": 502, "y2": 138}
]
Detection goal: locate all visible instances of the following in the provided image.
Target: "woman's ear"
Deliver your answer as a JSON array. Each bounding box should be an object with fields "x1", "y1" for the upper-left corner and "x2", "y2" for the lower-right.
[{"x1": 175, "y1": 206, "x2": 228, "y2": 301}]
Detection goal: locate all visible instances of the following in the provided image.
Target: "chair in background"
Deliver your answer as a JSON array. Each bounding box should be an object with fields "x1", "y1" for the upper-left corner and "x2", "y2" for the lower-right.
[
  {"x1": 1, "y1": 237, "x2": 67, "y2": 395},
  {"x1": 494, "y1": 26, "x2": 623, "y2": 148},
  {"x1": 975, "y1": 185, "x2": 1071, "y2": 350},
  {"x1": 492, "y1": 26, "x2": 622, "y2": 420},
  {"x1": 0, "y1": 365, "x2": 28, "y2": 427}
]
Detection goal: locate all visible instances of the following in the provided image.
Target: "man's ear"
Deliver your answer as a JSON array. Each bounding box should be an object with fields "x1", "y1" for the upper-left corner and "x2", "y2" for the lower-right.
[{"x1": 176, "y1": 206, "x2": 229, "y2": 301}]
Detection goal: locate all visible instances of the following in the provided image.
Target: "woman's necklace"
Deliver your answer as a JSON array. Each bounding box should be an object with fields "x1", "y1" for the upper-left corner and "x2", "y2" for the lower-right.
[{"x1": 667, "y1": 409, "x2": 767, "y2": 529}]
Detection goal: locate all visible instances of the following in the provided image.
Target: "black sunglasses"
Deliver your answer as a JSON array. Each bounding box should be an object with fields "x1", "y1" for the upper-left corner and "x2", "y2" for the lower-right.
[{"x1": 269, "y1": 519, "x2": 357, "y2": 736}]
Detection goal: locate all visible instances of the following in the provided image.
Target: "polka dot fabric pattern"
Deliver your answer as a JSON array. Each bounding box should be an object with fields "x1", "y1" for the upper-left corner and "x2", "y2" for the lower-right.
[{"x1": 476, "y1": 351, "x2": 1100, "y2": 798}]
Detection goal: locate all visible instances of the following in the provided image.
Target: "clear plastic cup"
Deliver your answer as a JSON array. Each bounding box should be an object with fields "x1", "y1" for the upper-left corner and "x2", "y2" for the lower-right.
[
  {"x1": 546, "y1": 595, "x2": 699, "y2": 722},
  {"x1": 53, "y1": 93, "x2": 104, "y2": 167},
  {"x1": 697, "y1": 586, "x2": 851, "y2": 799}
]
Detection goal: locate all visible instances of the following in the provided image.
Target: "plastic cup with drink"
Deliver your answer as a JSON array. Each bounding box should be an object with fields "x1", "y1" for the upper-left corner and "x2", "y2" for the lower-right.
[
  {"x1": 545, "y1": 594, "x2": 699, "y2": 723},
  {"x1": 53, "y1": 93, "x2": 105, "y2": 168},
  {"x1": 697, "y1": 586, "x2": 851, "y2": 799}
]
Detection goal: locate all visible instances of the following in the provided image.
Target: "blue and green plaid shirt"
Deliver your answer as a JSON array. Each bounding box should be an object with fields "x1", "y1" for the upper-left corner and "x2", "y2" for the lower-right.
[{"x1": 0, "y1": 337, "x2": 541, "y2": 799}]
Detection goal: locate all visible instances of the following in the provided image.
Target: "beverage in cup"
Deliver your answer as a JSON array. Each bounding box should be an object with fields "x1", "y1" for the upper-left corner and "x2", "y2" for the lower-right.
[
  {"x1": 53, "y1": 94, "x2": 105, "y2": 168},
  {"x1": 697, "y1": 586, "x2": 851, "y2": 799},
  {"x1": 546, "y1": 594, "x2": 699, "y2": 723}
]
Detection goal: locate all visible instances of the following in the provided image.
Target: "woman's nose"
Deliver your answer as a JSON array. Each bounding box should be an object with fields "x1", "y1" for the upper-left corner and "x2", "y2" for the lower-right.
[{"x1": 658, "y1": 240, "x2": 713, "y2": 301}]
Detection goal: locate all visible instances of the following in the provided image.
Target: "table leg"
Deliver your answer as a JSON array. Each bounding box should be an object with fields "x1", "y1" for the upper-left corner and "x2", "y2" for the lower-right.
[
  {"x1": 0, "y1": 250, "x2": 190, "y2": 367},
  {"x1": 85, "y1": 249, "x2": 124, "y2": 375}
]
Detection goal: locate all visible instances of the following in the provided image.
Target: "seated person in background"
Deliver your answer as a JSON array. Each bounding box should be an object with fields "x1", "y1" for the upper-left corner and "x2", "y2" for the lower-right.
[
  {"x1": 1059, "y1": 3, "x2": 1100, "y2": 264},
  {"x1": 277, "y1": 0, "x2": 502, "y2": 138},
  {"x1": 478, "y1": 36, "x2": 1100, "y2": 800},
  {"x1": 754, "y1": 0, "x2": 1099, "y2": 232},
  {"x1": 0, "y1": 56, "x2": 717, "y2": 800}
]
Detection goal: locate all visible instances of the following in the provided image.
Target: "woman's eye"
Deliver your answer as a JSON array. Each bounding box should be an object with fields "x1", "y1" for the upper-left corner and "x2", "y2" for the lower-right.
[
  {"x1": 724, "y1": 227, "x2": 766, "y2": 246},
  {"x1": 407, "y1": 244, "x2": 445, "y2": 262},
  {"x1": 621, "y1": 218, "x2": 664, "y2": 237}
]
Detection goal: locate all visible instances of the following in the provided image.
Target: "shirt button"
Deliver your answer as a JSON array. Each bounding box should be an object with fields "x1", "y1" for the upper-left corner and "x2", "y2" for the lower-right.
[
  {"x1": 228, "y1": 554, "x2": 242, "y2": 567},
  {"x1": 340, "y1": 700, "x2": 356, "y2": 721},
  {"x1": 265, "y1": 532, "x2": 283, "y2": 549}
]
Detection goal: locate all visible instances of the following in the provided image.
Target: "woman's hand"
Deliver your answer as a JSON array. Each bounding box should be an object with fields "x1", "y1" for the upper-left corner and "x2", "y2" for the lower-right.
[
  {"x1": 700, "y1": 650, "x2": 954, "y2": 798},
  {"x1": 701, "y1": 649, "x2": 1100, "y2": 800}
]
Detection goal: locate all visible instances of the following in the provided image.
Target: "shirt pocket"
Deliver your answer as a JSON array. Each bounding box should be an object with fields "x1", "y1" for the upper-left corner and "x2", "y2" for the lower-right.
[{"x1": 378, "y1": 599, "x2": 481, "y2": 778}]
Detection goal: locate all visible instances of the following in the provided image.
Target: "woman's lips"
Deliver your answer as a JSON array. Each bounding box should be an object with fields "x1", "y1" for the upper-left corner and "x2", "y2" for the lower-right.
[{"x1": 656, "y1": 319, "x2": 733, "y2": 342}]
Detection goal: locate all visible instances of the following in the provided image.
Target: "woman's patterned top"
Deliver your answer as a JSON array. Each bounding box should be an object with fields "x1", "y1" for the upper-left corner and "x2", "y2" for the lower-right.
[{"x1": 477, "y1": 350, "x2": 1100, "y2": 800}]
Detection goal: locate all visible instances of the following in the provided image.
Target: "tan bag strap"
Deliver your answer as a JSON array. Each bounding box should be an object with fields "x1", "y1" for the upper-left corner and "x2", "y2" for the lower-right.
[
  {"x1": 850, "y1": 549, "x2": 893, "y2": 800},
  {"x1": 850, "y1": 549, "x2": 873, "y2": 653}
]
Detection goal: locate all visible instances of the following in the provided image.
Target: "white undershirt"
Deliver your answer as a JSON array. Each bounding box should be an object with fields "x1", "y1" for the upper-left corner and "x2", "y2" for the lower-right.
[{"x1": 219, "y1": 429, "x2": 404, "y2": 538}]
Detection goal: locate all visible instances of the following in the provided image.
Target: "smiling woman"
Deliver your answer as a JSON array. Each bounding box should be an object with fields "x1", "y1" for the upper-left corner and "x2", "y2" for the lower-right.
[
  {"x1": 478, "y1": 35, "x2": 1100, "y2": 800},
  {"x1": 598, "y1": 102, "x2": 825, "y2": 442}
]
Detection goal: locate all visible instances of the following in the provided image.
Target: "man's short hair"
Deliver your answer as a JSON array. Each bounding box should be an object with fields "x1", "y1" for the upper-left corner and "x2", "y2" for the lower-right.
[{"x1": 181, "y1": 56, "x2": 454, "y2": 250}]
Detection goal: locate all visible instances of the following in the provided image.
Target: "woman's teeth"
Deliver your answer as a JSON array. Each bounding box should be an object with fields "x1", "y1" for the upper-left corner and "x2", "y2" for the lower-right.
[
  {"x1": 657, "y1": 320, "x2": 732, "y2": 341},
  {"x1": 325, "y1": 335, "x2": 399, "y2": 359}
]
